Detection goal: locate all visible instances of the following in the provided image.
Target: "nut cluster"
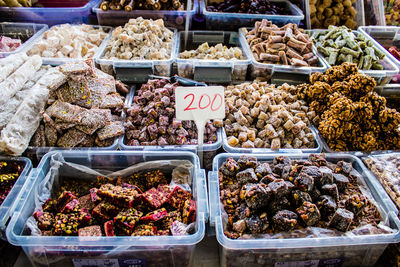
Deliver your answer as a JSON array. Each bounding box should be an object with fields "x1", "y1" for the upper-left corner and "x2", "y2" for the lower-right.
[
  {"x1": 224, "y1": 82, "x2": 316, "y2": 150},
  {"x1": 243, "y1": 19, "x2": 318, "y2": 67},
  {"x1": 297, "y1": 63, "x2": 400, "y2": 151},
  {"x1": 309, "y1": 0, "x2": 358, "y2": 29}
]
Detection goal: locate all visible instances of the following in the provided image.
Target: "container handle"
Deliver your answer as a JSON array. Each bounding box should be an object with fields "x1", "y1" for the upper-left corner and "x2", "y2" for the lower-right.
[
  {"x1": 208, "y1": 171, "x2": 219, "y2": 226},
  {"x1": 197, "y1": 169, "x2": 209, "y2": 220}
]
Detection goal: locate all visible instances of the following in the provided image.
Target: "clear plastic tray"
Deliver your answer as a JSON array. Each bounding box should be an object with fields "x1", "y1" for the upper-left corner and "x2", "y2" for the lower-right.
[
  {"x1": 0, "y1": 22, "x2": 48, "y2": 58},
  {"x1": 239, "y1": 28, "x2": 328, "y2": 81},
  {"x1": 364, "y1": 0, "x2": 386, "y2": 26},
  {"x1": 0, "y1": 0, "x2": 101, "y2": 26},
  {"x1": 208, "y1": 153, "x2": 400, "y2": 267},
  {"x1": 304, "y1": 0, "x2": 365, "y2": 29},
  {"x1": 175, "y1": 31, "x2": 250, "y2": 83},
  {"x1": 119, "y1": 85, "x2": 222, "y2": 170},
  {"x1": 95, "y1": 28, "x2": 177, "y2": 83},
  {"x1": 94, "y1": 0, "x2": 197, "y2": 30},
  {"x1": 309, "y1": 29, "x2": 399, "y2": 86},
  {"x1": 221, "y1": 126, "x2": 322, "y2": 154},
  {"x1": 201, "y1": 0, "x2": 304, "y2": 31},
  {"x1": 6, "y1": 150, "x2": 207, "y2": 267},
  {"x1": 0, "y1": 156, "x2": 32, "y2": 240},
  {"x1": 28, "y1": 24, "x2": 113, "y2": 66}
]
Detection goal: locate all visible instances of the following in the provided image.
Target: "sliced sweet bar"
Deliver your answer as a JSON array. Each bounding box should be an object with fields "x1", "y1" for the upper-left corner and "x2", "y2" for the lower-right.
[
  {"x1": 33, "y1": 211, "x2": 54, "y2": 231},
  {"x1": 296, "y1": 201, "x2": 321, "y2": 226},
  {"x1": 237, "y1": 155, "x2": 258, "y2": 169},
  {"x1": 131, "y1": 224, "x2": 156, "y2": 236},
  {"x1": 182, "y1": 200, "x2": 196, "y2": 224},
  {"x1": 114, "y1": 208, "x2": 143, "y2": 235},
  {"x1": 54, "y1": 213, "x2": 79, "y2": 235},
  {"x1": 92, "y1": 203, "x2": 112, "y2": 222},
  {"x1": 241, "y1": 183, "x2": 271, "y2": 210},
  {"x1": 142, "y1": 186, "x2": 170, "y2": 209},
  {"x1": 99, "y1": 93, "x2": 124, "y2": 109},
  {"x1": 272, "y1": 210, "x2": 298, "y2": 231},
  {"x1": 78, "y1": 194, "x2": 96, "y2": 211},
  {"x1": 78, "y1": 225, "x2": 102, "y2": 237},
  {"x1": 59, "y1": 61, "x2": 92, "y2": 75},
  {"x1": 104, "y1": 220, "x2": 115, "y2": 236},
  {"x1": 90, "y1": 188, "x2": 102, "y2": 203},
  {"x1": 141, "y1": 208, "x2": 168, "y2": 223},
  {"x1": 167, "y1": 186, "x2": 192, "y2": 210},
  {"x1": 45, "y1": 100, "x2": 85, "y2": 124},
  {"x1": 55, "y1": 191, "x2": 77, "y2": 212},
  {"x1": 156, "y1": 229, "x2": 170, "y2": 236},
  {"x1": 61, "y1": 199, "x2": 80, "y2": 213},
  {"x1": 100, "y1": 202, "x2": 120, "y2": 218},
  {"x1": 97, "y1": 184, "x2": 142, "y2": 208},
  {"x1": 170, "y1": 220, "x2": 188, "y2": 236},
  {"x1": 345, "y1": 194, "x2": 367, "y2": 216},
  {"x1": 57, "y1": 80, "x2": 92, "y2": 108},
  {"x1": 78, "y1": 208, "x2": 93, "y2": 226},
  {"x1": 97, "y1": 121, "x2": 125, "y2": 141},
  {"x1": 42, "y1": 198, "x2": 56, "y2": 213},
  {"x1": 317, "y1": 195, "x2": 337, "y2": 218},
  {"x1": 86, "y1": 76, "x2": 116, "y2": 95},
  {"x1": 328, "y1": 208, "x2": 354, "y2": 232},
  {"x1": 236, "y1": 168, "x2": 258, "y2": 184},
  {"x1": 143, "y1": 170, "x2": 168, "y2": 189},
  {"x1": 57, "y1": 128, "x2": 87, "y2": 148},
  {"x1": 158, "y1": 210, "x2": 182, "y2": 230}
]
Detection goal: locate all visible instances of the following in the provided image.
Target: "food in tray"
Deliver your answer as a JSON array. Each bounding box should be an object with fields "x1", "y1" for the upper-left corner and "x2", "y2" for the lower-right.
[
  {"x1": 0, "y1": 160, "x2": 24, "y2": 205},
  {"x1": 311, "y1": 26, "x2": 385, "y2": 70},
  {"x1": 206, "y1": 0, "x2": 289, "y2": 15},
  {"x1": 0, "y1": 35, "x2": 21, "y2": 53},
  {"x1": 29, "y1": 60, "x2": 127, "y2": 149},
  {"x1": 99, "y1": 0, "x2": 187, "y2": 11},
  {"x1": 124, "y1": 78, "x2": 219, "y2": 146},
  {"x1": 384, "y1": 0, "x2": 400, "y2": 26},
  {"x1": 364, "y1": 155, "x2": 400, "y2": 210},
  {"x1": 0, "y1": 53, "x2": 68, "y2": 156},
  {"x1": 102, "y1": 17, "x2": 173, "y2": 60},
  {"x1": 223, "y1": 82, "x2": 316, "y2": 150},
  {"x1": 309, "y1": 0, "x2": 358, "y2": 29},
  {"x1": 296, "y1": 62, "x2": 400, "y2": 151},
  {"x1": 33, "y1": 169, "x2": 196, "y2": 236},
  {"x1": 28, "y1": 24, "x2": 108, "y2": 59},
  {"x1": 179, "y1": 42, "x2": 244, "y2": 60},
  {"x1": 242, "y1": 19, "x2": 319, "y2": 67},
  {"x1": 219, "y1": 154, "x2": 389, "y2": 239}
]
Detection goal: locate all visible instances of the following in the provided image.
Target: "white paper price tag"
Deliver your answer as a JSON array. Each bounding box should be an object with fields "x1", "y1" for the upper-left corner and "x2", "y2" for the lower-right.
[{"x1": 175, "y1": 86, "x2": 225, "y2": 165}]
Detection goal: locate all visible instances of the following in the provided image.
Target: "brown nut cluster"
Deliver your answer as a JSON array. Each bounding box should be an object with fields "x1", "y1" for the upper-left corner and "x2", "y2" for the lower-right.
[
  {"x1": 297, "y1": 62, "x2": 400, "y2": 151},
  {"x1": 243, "y1": 19, "x2": 319, "y2": 67},
  {"x1": 309, "y1": 0, "x2": 358, "y2": 29},
  {"x1": 224, "y1": 82, "x2": 316, "y2": 150}
]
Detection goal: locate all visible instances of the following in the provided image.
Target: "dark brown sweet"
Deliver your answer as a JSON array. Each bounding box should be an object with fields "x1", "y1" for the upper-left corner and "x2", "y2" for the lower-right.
[
  {"x1": 296, "y1": 201, "x2": 321, "y2": 226},
  {"x1": 328, "y1": 208, "x2": 354, "y2": 232},
  {"x1": 272, "y1": 210, "x2": 298, "y2": 231}
]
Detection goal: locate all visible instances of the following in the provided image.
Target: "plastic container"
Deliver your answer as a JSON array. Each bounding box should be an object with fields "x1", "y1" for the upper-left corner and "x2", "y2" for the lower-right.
[
  {"x1": 94, "y1": 0, "x2": 197, "y2": 30},
  {"x1": 175, "y1": 31, "x2": 250, "y2": 83},
  {"x1": 201, "y1": 0, "x2": 304, "y2": 31},
  {"x1": 0, "y1": 156, "x2": 32, "y2": 240},
  {"x1": 0, "y1": 22, "x2": 48, "y2": 58},
  {"x1": 304, "y1": 0, "x2": 365, "y2": 29},
  {"x1": 309, "y1": 29, "x2": 399, "y2": 86},
  {"x1": 6, "y1": 150, "x2": 207, "y2": 267},
  {"x1": 95, "y1": 28, "x2": 177, "y2": 83},
  {"x1": 208, "y1": 153, "x2": 400, "y2": 267},
  {"x1": 239, "y1": 28, "x2": 328, "y2": 81},
  {"x1": 222, "y1": 126, "x2": 322, "y2": 154},
  {"x1": 0, "y1": 0, "x2": 101, "y2": 27},
  {"x1": 364, "y1": 0, "x2": 386, "y2": 26},
  {"x1": 29, "y1": 24, "x2": 112, "y2": 66},
  {"x1": 120, "y1": 85, "x2": 222, "y2": 170}
]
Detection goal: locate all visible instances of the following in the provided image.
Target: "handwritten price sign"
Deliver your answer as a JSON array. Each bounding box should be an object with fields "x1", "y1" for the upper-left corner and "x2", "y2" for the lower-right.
[{"x1": 175, "y1": 86, "x2": 225, "y2": 121}]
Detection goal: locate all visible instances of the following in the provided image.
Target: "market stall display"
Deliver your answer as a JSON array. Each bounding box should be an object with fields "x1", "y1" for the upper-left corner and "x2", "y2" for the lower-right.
[
  {"x1": 222, "y1": 81, "x2": 320, "y2": 152},
  {"x1": 209, "y1": 153, "x2": 400, "y2": 266},
  {"x1": 28, "y1": 24, "x2": 110, "y2": 63},
  {"x1": 206, "y1": 0, "x2": 289, "y2": 15},
  {"x1": 176, "y1": 31, "x2": 250, "y2": 82},
  {"x1": 6, "y1": 150, "x2": 207, "y2": 267},
  {"x1": 99, "y1": 0, "x2": 187, "y2": 11},
  {"x1": 29, "y1": 60, "x2": 126, "y2": 150}
]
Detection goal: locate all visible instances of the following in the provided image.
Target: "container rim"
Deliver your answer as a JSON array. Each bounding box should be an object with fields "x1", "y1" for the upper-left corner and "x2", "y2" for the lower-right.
[
  {"x1": 6, "y1": 150, "x2": 206, "y2": 247},
  {"x1": 210, "y1": 153, "x2": 400, "y2": 250}
]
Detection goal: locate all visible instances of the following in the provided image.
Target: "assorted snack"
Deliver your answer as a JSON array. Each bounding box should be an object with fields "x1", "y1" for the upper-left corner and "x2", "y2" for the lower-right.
[
  {"x1": 30, "y1": 60, "x2": 127, "y2": 149},
  {"x1": 311, "y1": 26, "x2": 385, "y2": 70},
  {"x1": 28, "y1": 24, "x2": 109, "y2": 59},
  {"x1": 219, "y1": 154, "x2": 388, "y2": 239},
  {"x1": 309, "y1": 0, "x2": 358, "y2": 29},
  {"x1": 297, "y1": 62, "x2": 400, "y2": 151},
  {"x1": 0, "y1": 0, "x2": 38, "y2": 7},
  {"x1": 0, "y1": 35, "x2": 21, "y2": 53},
  {"x1": 179, "y1": 42, "x2": 244, "y2": 60},
  {"x1": 33, "y1": 168, "x2": 196, "y2": 236},
  {"x1": 243, "y1": 19, "x2": 319, "y2": 67},
  {"x1": 124, "y1": 78, "x2": 218, "y2": 146},
  {"x1": 206, "y1": 0, "x2": 289, "y2": 15},
  {"x1": 224, "y1": 82, "x2": 316, "y2": 150},
  {"x1": 0, "y1": 160, "x2": 24, "y2": 205},
  {"x1": 102, "y1": 17, "x2": 174, "y2": 61},
  {"x1": 99, "y1": 0, "x2": 187, "y2": 11},
  {"x1": 363, "y1": 154, "x2": 400, "y2": 210},
  {"x1": 384, "y1": 0, "x2": 400, "y2": 26}
]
